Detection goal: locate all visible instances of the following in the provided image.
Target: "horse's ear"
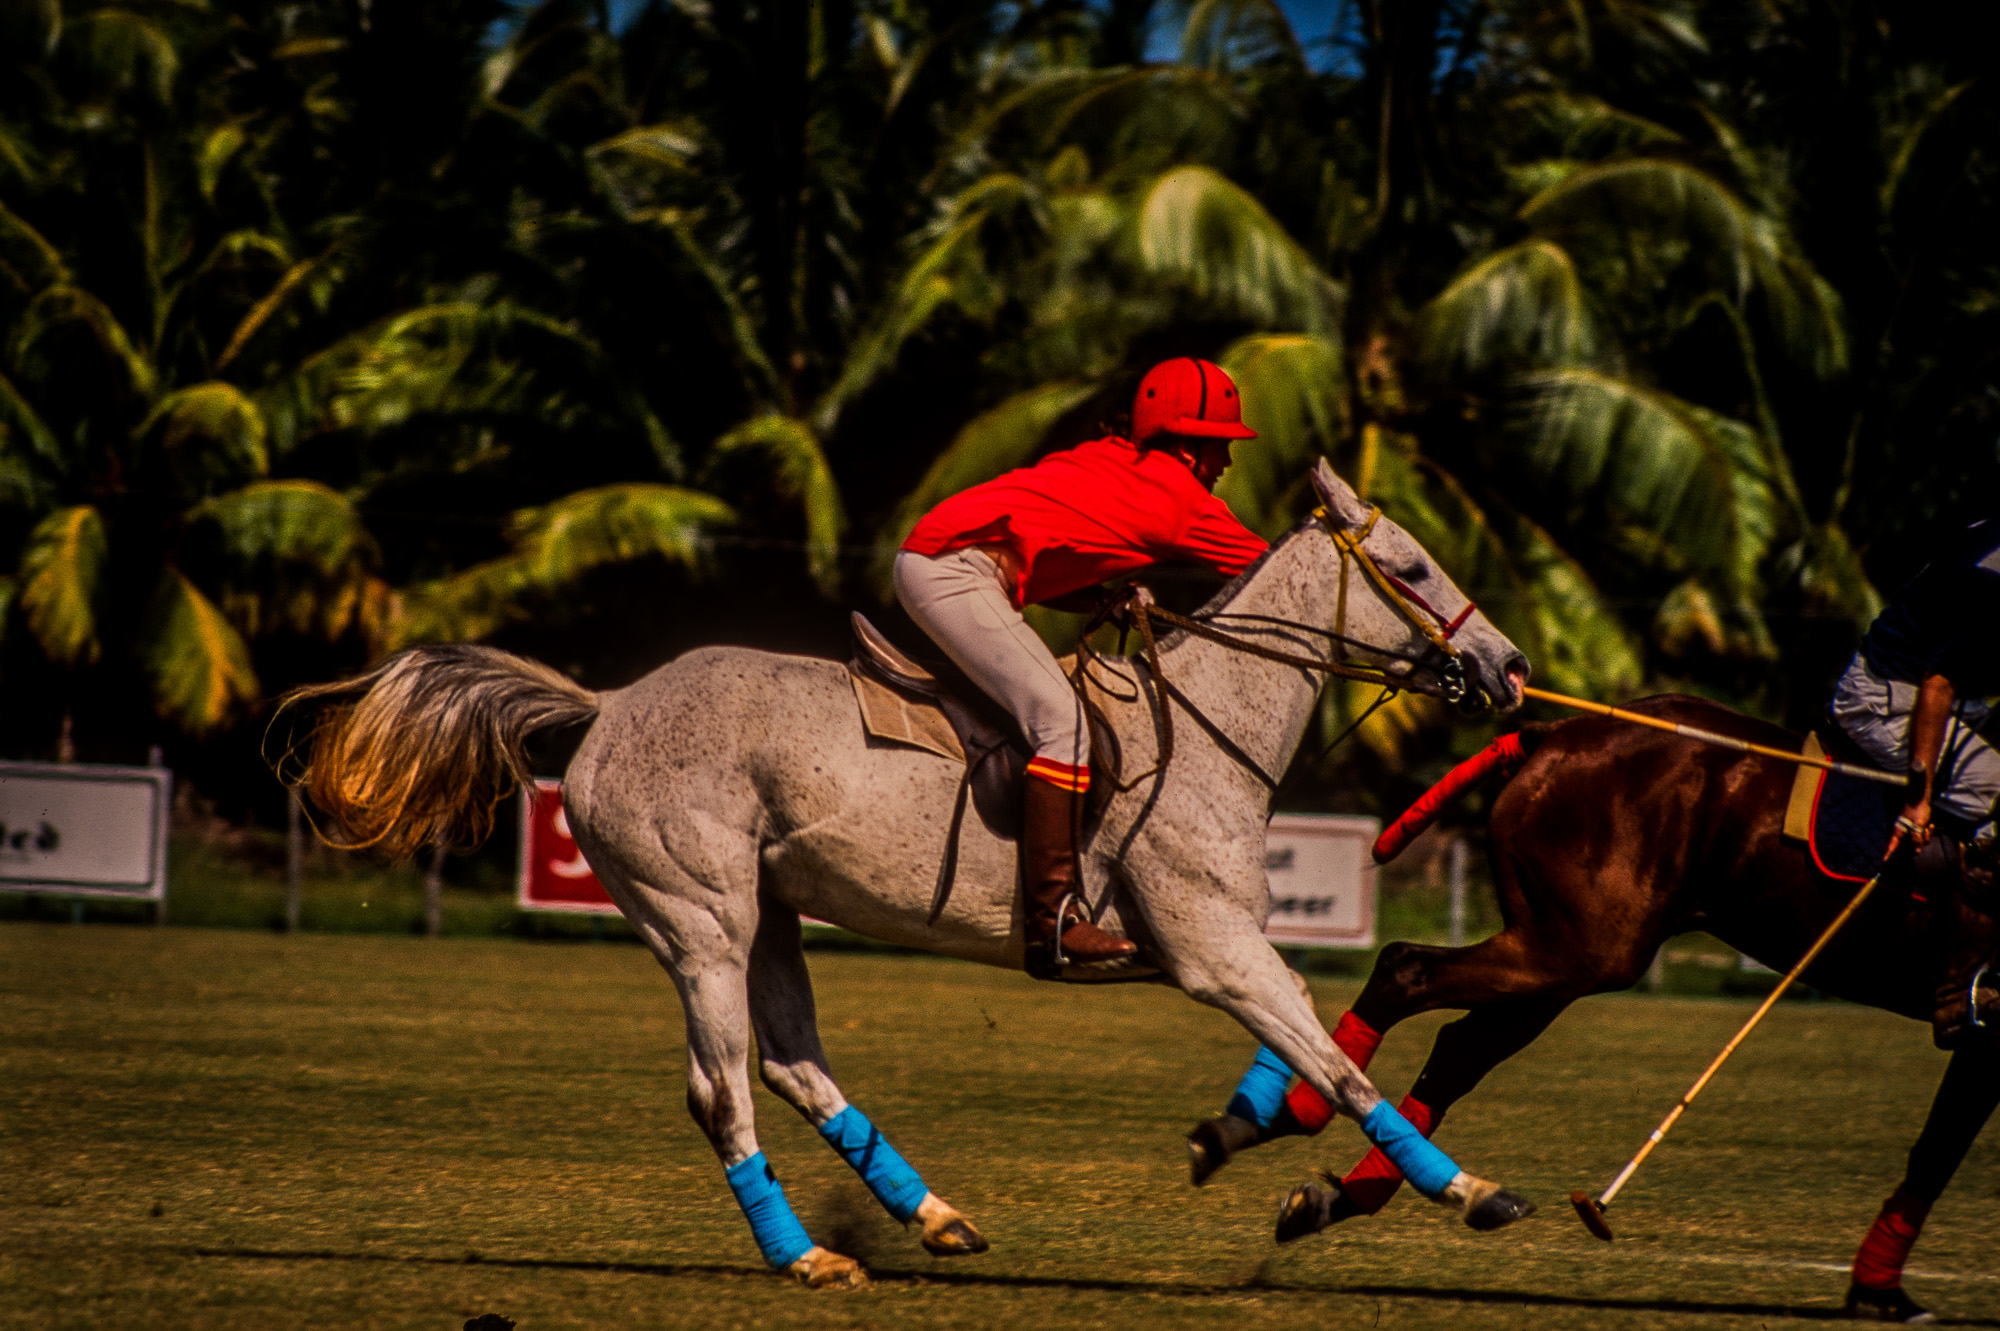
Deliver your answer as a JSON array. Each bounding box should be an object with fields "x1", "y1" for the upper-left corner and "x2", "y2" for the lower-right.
[{"x1": 1309, "y1": 457, "x2": 1372, "y2": 529}]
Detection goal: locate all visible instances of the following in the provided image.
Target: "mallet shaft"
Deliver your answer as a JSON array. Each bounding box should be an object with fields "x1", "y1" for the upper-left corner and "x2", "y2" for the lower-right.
[
  {"x1": 1594, "y1": 867, "x2": 1887, "y2": 1210},
  {"x1": 1521, "y1": 687, "x2": 1908, "y2": 789}
]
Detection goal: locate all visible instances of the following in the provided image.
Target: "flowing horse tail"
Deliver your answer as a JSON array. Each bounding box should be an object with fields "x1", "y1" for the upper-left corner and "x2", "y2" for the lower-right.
[
  {"x1": 279, "y1": 644, "x2": 601, "y2": 861},
  {"x1": 1370, "y1": 724, "x2": 1547, "y2": 864}
]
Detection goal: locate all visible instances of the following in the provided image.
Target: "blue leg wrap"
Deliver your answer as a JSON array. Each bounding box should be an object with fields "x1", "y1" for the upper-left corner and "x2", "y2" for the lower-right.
[
  {"x1": 818, "y1": 1105, "x2": 927, "y2": 1222},
  {"x1": 724, "y1": 1152, "x2": 814, "y2": 1268},
  {"x1": 1225, "y1": 1046, "x2": 1295, "y2": 1129},
  {"x1": 1361, "y1": 1101, "x2": 1460, "y2": 1200}
]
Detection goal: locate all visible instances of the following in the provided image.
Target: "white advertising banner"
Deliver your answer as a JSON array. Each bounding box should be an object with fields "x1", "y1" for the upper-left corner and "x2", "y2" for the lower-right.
[
  {"x1": 1263, "y1": 812, "x2": 1378, "y2": 949},
  {"x1": 0, "y1": 762, "x2": 172, "y2": 901}
]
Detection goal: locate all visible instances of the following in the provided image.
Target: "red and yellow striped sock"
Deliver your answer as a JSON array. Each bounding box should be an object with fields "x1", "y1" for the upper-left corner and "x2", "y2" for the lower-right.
[{"x1": 1025, "y1": 758, "x2": 1090, "y2": 792}]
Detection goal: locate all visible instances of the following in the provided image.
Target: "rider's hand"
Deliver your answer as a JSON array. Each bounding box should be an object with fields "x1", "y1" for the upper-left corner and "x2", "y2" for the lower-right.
[{"x1": 1889, "y1": 798, "x2": 1933, "y2": 858}]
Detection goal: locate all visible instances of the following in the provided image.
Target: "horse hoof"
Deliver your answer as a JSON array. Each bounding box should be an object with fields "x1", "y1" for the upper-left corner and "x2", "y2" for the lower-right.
[
  {"x1": 1188, "y1": 1114, "x2": 1259, "y2": 1186},
  {"x1": 1844, "y1": 1282, "x2": 1934, "y2": 1323},
  {"x1": 787, "y1": 1247, "x2": 871, "y2": 1289},
  {"x1": 920, "y1": 1217, "x2": 990, "y2": 1257},
  {"x1": 1463, "y1": 1185, "x2": 1536, "y2": 1232},
  {"x1": 1274, "y1": 1179, "x2": 1360, "y2": 1244},
  {"x1": 915, "y1": 1194, "x2": 989, "y2": 1257}
]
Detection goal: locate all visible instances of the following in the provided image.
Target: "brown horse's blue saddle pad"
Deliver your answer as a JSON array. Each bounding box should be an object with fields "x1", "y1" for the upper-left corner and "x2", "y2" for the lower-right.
[{"x1": 1782, "y1": 732, "x2": 1900, "y2": 882}]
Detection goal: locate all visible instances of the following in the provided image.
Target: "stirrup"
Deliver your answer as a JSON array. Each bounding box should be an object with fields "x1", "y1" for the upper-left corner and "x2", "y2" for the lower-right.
[
  {"x1": 1052, "y1": 890, "x2": 1080, "y2": 967},
  {"x1": 1969, "y1": 965, "x2": 1996, "y2": 1032}
]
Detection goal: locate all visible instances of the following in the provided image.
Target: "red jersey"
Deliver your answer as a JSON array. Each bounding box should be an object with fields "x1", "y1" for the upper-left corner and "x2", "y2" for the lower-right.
[{"x1": 901, "y1": 435, "x2": 1268, "y2": 607}]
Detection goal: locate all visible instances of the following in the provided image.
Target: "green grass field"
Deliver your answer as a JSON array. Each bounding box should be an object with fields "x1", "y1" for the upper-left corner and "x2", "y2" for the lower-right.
[{"x1": 3, "y1": 925, "x2": 1996, "y2": 1330}]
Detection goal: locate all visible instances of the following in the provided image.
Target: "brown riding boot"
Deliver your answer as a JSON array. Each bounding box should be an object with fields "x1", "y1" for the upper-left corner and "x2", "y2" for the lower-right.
[
  {"x1": 1021, "y1": 776, "x2": 1136, "y2": 979},
  {"x1": 1930, "y1": 837, "x2": 2000, "y2": 1049}
]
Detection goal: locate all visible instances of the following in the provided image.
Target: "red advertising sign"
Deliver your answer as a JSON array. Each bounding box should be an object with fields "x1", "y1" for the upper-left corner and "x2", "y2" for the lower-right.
[{"x1": 517, "y1": 779, "x2": 620, "y2": 915}]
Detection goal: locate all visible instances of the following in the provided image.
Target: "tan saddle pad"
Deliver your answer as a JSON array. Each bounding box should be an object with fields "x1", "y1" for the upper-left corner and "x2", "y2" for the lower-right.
[
  {"x1": 847, "y1": 666, "x2": 964, "y2": 763},
  {"x1": 1782, "y1": 732, "x2": 1825, "y2": 842}
]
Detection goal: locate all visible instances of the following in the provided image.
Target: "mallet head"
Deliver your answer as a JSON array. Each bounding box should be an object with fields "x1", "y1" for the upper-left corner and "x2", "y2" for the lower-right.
[{"x1": 1570, "y1": 1190, "x2": 1615, "y2": 1241}]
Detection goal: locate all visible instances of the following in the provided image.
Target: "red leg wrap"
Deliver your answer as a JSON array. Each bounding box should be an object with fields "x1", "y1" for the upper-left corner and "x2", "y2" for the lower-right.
[
  {"x1": 1282, "y1": 1012, "x2": 1384, "y2": 1134},
  {"x1": 1332, "y1": 1010, "x2": 1384, "y2": 1069},
  {"x1": 1340, "y1": 1095, "x2": 1438, "y2": 1215},
  {"x1": 1851, "y1": 1187, "x2": 1932, "y2": 1291}
]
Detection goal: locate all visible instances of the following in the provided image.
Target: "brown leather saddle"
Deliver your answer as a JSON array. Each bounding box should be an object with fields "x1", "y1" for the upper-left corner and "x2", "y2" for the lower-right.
[
  {"x1": 846, "y1": 612, "x2": 1128, "y2": 923},
  {"x1": 848, "y1": 612, "x2": 1028, "y2": 839}
]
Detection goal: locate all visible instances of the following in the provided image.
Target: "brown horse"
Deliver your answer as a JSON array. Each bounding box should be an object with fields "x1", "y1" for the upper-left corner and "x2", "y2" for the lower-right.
[{"x1": 1192, "y1": 695, "x2": 1999, "y2": 1323}]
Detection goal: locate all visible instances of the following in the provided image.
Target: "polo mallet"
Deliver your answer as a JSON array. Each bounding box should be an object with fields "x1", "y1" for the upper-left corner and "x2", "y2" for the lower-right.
[
  {"x1": 1570, "y1": 859, "x2": 1892, "y2": 1240},
  {"x1": 1521, "y1": 687, "x2": 1909, "y2": 789}
]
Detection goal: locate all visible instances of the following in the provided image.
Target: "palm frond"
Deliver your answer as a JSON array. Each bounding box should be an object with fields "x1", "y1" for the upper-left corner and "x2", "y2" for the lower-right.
[
  {"x1": 1039, "y1": 68, "x2": 1247, "y2": 165},
  {"x1": 192, "y1": 480, "x2": 370, "y2": 576},
  {"x1": 196, "y1": 123, "x2": 246, "y2": 203},
  {"x1": 1520, "y1": 158, "x2": 1846, "y2": 377},
  {"x1": 710, "y1": 415, "x2": 847, "y2": 595},
  {"x1": 0, "y1": 366, "x2": 62, "y2": 468},
  {"x1": 628, "y1": 209, "x2": 780, "y2": 402},
  {"x1": 1365, "y1": 443, "x2": 1644, "y2": 699},
  {"x1": 213, "y1": 256, "x2": 317, "y2": 372},
  {"x1": 1212, "y1": 333, "x2": 1344, "y2": 537},
  {"x1": 1181, "y1": 0, "x2": 1306, "y2": 72},
  {"x1": 389, "y1": 558, "x2": 530, "y2": 648},
  {"x1": 1518, "y1": 367, "x2": 1777, "y2": 596},
  {"x1": 0, "y1": 198, "x2": 68, "y2": 290},
  {"x1": 142, "y1": 569, "x2": 260, "y2": 735},
  {"x1": 1485, "y1": 501, "x2": 1646, "y2": 698},
  {"x1": 261, "y1": 302, "x2": 676, "y2": 471},
  {"x1": 7, "y1": 0, "x2": 59, "y2": 59},
  {"x1": 512, "y1": 483, "x2": 735, "y2": 583},
  {"x1": 12, "y1": 285, "x2": 157, "y2": 398},
  {"x1": 1416, "y1": 239, "x2": 1601, "y2": 375},
  {"x1": 1796, "y1": 520, "x2": 1883, "y2": 634},
  {"x1": 136, "y1": 382, "x2": 269, "y2": 488},
  {"x1": 1881, "y1": 79, "x2": 1972, "y2": 217},
  {"x1": 0, "y1": 121, "x2": 38, "y2": 189},
  {"x1": 587, "y1": 122, "x2": 702, "y2": 173},
  {"x1": 1504, "y1": 93, "x2": 1682, "y2": 158},
  {"x1": 932, "y1": 67, "x2": 1232, "y2": 182},
  {"x1": 17, "y1": 504, "x2": 108, "y2": 666},
  {"x1": 814, "y1": 186, "x2": 1028, "y2": 435},
  {"x1": 394, "y1": 484, "x2": 737, "y2": 647},
  {"x1": 0, "y1": 426, "x2": 47, "y2": 509},
  {"x1": 1134, "y1": 166, "x2": 1341, "y2": 334},
  {"x1": 66, "y1": 8, "x2": 180, "y2": 105}
]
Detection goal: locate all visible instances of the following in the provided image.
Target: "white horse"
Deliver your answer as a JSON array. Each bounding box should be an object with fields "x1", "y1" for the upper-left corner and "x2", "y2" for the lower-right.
[{"x1": 291, "y1": 460, "x2": 1534, "y2": 1287}]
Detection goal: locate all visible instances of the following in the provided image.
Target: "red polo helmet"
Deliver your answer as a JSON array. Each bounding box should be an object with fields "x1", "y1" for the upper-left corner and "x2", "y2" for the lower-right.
[{"x1": 1131, "y1": 357, "x2": 1257, "y2": 444}]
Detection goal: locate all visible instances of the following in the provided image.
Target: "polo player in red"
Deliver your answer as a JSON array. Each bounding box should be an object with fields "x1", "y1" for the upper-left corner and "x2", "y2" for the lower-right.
[{"x1": 894, "y1": 358, "x2": 1268, "y2": 978}]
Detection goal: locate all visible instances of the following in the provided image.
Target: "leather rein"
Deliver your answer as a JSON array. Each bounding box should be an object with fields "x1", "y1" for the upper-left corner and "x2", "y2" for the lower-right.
[{"x1": 1075, "y1": 504, "x2": 1483, "y2": 792}]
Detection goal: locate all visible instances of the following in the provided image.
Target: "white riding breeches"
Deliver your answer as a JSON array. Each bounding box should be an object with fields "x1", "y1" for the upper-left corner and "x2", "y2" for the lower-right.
[
  {"x1": 1831, "y1": 652, "x2": 1999, "y2": 833},
  {"x1": 893, "y1": 548, "x2": 1089, "y2": 787}
]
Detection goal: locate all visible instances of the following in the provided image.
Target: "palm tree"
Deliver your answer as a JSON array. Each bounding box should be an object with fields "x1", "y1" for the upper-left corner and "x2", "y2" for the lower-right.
[{"x1": 0, "y1": 0, "x2": 386, "y2": 743}]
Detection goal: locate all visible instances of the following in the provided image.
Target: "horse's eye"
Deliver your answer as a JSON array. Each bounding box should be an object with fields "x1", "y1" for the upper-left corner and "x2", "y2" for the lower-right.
[{"x1": 1385, "y1": 542, "x2": 1429, "y2": 581}]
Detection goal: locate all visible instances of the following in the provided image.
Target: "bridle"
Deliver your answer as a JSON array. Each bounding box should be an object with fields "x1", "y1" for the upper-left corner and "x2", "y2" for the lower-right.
[
  {"x1": 1322, "y1": 504, "x2": 1478, "y2": 672},
  {"x1": 1073, "y1": 503, "x2": 1489, "y2": 791}
]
